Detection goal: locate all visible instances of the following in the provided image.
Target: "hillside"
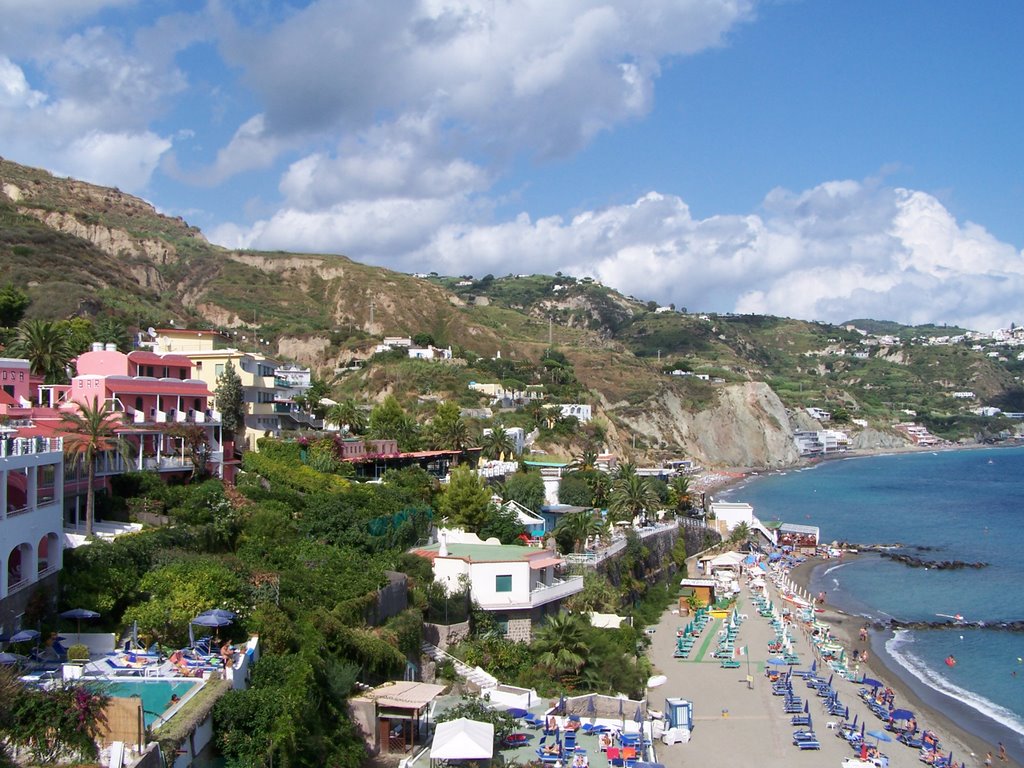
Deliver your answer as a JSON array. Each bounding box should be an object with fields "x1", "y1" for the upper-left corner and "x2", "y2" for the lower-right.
[{"x1": 2, "y1": 156, "x2": 1021, "y2": 466}]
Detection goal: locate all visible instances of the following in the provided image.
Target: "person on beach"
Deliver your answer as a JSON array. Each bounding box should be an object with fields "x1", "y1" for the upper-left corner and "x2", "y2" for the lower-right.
[
  {"x1": 998, "y1": 742, "x2": 1006, "y2": 761},
  {"x1": 985, "y1": 751, "x2": 993, "y2": 766},
  {"x1": 860, "y1": 624, "x2": 869, "y2": 642}
]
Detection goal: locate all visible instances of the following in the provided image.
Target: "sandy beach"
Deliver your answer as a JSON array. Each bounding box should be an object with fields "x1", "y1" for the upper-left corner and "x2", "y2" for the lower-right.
[
  {"x1": 646, "y1": 570, "x2": 1014, "y2": 768},
  {"x1": 788, "y1": 556, "x2": 1021, "y2": 768}
]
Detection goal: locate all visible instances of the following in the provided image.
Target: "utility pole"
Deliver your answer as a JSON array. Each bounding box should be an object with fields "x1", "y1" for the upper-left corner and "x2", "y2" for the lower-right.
[{"x1": 548, "y1": 316, "x2": 552, "y2": 347}]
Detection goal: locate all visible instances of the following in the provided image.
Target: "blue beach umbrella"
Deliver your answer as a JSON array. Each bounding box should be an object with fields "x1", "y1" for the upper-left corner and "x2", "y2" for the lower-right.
[
  {"x1": 861, "y1": 677, "x2": 882, "y2": 689},
  {"x1": 198, "y1": 608, "x2": 237, "y2": 621},
  {"x1": 867, "y1": 730, "x2": 892, "y2": 743},
  {"x1": 10, "y1": 629, "x2": 39, "y2": 644},
  {"x1": 0, "y1": 652, "x2": 24, "y2": 665},
  {"x1": 507, "y1": 707, "x2": 530, "y2": 719},
  {"x1": 767, "y1": 658, "x2": 787, "y2": 666},
  {"x1": 60, "y1": 607, "x2": 100, "y2": 640},
  {"x1": 889, "y1": 708, "x2": 914, "y2": 721},
  {"x1": 587, "y1": 696, "x2": 596, "y2": 715},
  {"x1": 633, "y1": 706, "x2": 644, "y2": 724}
]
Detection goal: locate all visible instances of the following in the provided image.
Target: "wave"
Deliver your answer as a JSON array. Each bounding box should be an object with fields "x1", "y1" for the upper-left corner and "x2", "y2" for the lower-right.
[
  {"x1": 823, "y1": 562, "x2": 849, "y2": 577},
  {"x1": 886, "y1": 630, "x2": 1024, "y2": 736}
]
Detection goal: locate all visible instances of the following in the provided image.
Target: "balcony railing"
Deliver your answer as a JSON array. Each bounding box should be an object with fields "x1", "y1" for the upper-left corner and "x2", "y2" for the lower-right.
[
  {"x1": 475, "y1": 575, "x2": 584, "y2": 610},
  {"x1": 0, "y1": 437, "x2": 63, "y2": 458},
  {"x1": 4, "y1": 565, "x2": 59, "y2": 598}
]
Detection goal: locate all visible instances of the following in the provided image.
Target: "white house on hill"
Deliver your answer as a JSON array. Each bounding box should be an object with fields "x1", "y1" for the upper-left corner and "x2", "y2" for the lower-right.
[{"x1": 411, "y1": 530, "x2": 582, "y2": 642}]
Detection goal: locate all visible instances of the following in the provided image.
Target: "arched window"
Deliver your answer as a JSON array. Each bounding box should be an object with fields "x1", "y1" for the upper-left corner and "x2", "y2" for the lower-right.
[{"x1": 135, "y1": 396, "x2": 144, "y2": 411}]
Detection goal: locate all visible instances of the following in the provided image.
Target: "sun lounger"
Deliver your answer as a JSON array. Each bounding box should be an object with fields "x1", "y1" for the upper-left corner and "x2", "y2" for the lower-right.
[
  {"x1": 720, "y1": 660, "x2": 741, "y2": 668},
  {"x1": 796, "y1": 740, "x2": 821, "y2": 750}
]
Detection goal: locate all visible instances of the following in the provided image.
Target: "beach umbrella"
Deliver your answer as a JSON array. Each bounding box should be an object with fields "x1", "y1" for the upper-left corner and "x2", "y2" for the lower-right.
[
  {"x1": 191, "y1": 612, "x2": 233, "y2": 642},
  {"x1": 587, "y1": 696, "x2": 596, "y2": 716},
  {"x1": 558, "y1": 694, "x2": 566, "y2": 714},
  {"x1": 60, "y1": 607, "x2": 100, "y2": 640},
  {"x1": 647, "y1": 674, "x2": 668, "y2": 689},
  {"x1": 861, "y1": 677, "x2": 882, "y2": 689},
  {"x1": 0, "y1": 652, "x2": 24, "y2": 665},
  {"x1": 507, "y1": 708, "x2": 529, "y2": 719},
  {"x1": 9, "y1": 629, "x2": 39, "y2": 644},
  {"x1": 767, "y1": 658, "x2": 787, "y2": 666},
  {"x1": 633, "y1": 706, "x2": 644, "y2": 724},
  {"x1": 198, "y1": 608, "x2": 237, "y2": 621},
  {"x1": 844, "y1": 706, "x2": 850, "y2": 720},
  {"x1": 889, "y1": 708, "x2": 914, "y2": 721},
  {"x1": 867, "y1": 730, "x2": 892, "y2": 743},
  {"x1": 810, "y1": 660, "x2": 817, "y2": 673}
]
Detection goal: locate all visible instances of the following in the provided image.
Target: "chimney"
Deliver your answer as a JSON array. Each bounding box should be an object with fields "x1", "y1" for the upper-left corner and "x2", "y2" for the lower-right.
[{"x1": 91, "y1": 342, "x2": 103, "y2": 352}]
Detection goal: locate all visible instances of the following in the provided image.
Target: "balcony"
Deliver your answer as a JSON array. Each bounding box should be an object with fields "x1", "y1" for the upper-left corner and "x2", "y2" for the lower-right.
[{"x1": 475, "y1": 575, "x2": 584, "y2": 611}]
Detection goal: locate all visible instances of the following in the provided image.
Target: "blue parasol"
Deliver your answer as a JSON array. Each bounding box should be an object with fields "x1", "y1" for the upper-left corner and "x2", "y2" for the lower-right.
[
  {"x1": 191, "y1": 613, "x2": 233, "y2": 628},
  {"x1": 633, "y1": 705, "x2": 644, "y2": 724},
  {"x1": 867, "y1": 730, "x2": 892, "y2": 743},
  {"x1": 9, "y1": 629, "x2": 39, "y2": 643},
  {"x1": 861, "y1": 677, "x2": 882, "y2": 689},
  {"x1": 198, "y1": 608, "x2": 237, "y2": 621},
  {"x1": 507, "y1": 707, "x2": 530, "y2": 719},
  {"x1": 60, "y1": 607, "x2": 100, "y2": 640},
  {"x1": 767, "y1": 658, "x2": 787, "y2": 666},
  {"x1": 889, "y1": 708, "x2": 914, "y2": 721},
  {"x1": 0, "y1": 652, "x2": 24, "y2": 665},
  {"x1": 587, "y1": 696, "x2": 596, "y2": 715}
]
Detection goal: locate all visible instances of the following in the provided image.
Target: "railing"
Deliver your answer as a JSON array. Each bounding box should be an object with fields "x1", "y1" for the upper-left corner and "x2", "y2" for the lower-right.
[
  {"x1": 4, "y1": 565, "x2": 59, "y2": 598},
  {"x1": 0, "y1": 437, "x2": 63, "y2": 458},
  {"x1": 528, "y1": 575, "x2": 584, "y2": 607},
  {"x1": 564, "y1": 520, "x2": 680, "y2": 567}
]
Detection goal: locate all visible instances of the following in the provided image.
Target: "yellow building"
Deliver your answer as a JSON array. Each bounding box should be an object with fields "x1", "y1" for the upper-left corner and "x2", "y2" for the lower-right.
[{"x1": 152, "y1": 329, "x2": 285, "y2": 451}]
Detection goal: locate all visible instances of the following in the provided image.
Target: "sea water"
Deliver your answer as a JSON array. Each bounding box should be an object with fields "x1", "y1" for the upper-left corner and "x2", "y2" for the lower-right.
[{"x1": 719, "y1": 446, "x2": 1024, "y2": 753}]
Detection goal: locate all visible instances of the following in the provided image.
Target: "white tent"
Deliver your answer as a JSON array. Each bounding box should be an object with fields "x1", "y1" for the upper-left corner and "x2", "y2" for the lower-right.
[{"x1": 430, "y1": 718, "x2": 494, "y2": 761}]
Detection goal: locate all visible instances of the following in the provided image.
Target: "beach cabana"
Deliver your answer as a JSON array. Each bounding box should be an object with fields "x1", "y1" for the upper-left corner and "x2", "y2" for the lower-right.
[
  {"x1": 430, "y1": 718, "x2": 494, "y2": 765},
  {"x1": 350, "y1": 681, "x2": 446, "y2": 754}
]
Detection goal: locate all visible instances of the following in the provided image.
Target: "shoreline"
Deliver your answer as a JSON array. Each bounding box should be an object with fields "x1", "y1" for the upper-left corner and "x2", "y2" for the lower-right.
[{"x1": 789, "y1": 556, "x2": 1021, "y2": 767}]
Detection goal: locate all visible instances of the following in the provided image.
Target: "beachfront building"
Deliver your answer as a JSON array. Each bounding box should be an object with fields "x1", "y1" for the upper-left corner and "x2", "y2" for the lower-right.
[
  {"x1": 336, "y1": 437, "x2": 480, "y2": 479},
  {"x1": 777, "y1": 523, "x2": 820, "y2": 552},
  {"x1": 894, "y1": 422, "x2": 941, "y2": 446},
  {"x1": 794, "y1": 428, "x2": 850, "y2": 456},
  {"x1": 151, "y1": 329, "x2": 287, "y2": 451},
  {"x1": 0, "y1": 435, "x2": 64, "y2": 633},
  {"x1": 708, "y1": 501, "x2": 777, "y2": 546},
  {"x1": 410, "y1": 530, "x2": 583, "y2": 641}
]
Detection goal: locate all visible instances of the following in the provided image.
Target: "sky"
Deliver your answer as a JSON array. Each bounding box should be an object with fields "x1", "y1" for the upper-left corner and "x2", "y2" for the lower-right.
[{"x1": 1, "y1": 0, "x2": 1023, "y2": 331}]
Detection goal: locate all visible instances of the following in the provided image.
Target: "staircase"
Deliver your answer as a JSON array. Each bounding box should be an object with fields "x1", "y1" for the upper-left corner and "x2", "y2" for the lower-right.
[{"x1": 421, "y1": 642, "x2": 498, "y2": 690}]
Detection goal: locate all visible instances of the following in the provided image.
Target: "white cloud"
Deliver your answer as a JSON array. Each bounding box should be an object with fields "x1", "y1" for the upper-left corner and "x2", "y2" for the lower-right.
[
  {"x1": 54, "y1": 131, "x2": 172, "y2": 192},
  {"x1": 0, "y1": 56, "x2": 45, "y2": 108},
  {"x1": 213, "y1": 179, "x2": 1024, "y2": 330}
]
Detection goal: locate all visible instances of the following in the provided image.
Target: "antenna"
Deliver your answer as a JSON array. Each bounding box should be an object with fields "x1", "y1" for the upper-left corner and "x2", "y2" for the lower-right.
[{"x1": 147, "y1": 327, "x2": 157, "y2": 338}]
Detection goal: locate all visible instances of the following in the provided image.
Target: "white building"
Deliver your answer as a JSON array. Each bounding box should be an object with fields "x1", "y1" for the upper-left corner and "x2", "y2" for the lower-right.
[
  {"x1": 408, "y1": 345, "x2": 453, "y2": 361},
  {"x1": 557, "y1": 403, "x2": 592, "y2": 423},
  {"x1": 411, "y1": 531, "x2": 582, "y2": 642},
  {"x1": 708, "y1": 501, "x2": 776, "y2": 545},
  {"x1": 1, "y1": 436, "x2": 64, "y2": 632},
  {"x1": 805, "y1": 407, "x2": 831, "y2": 421},
  {"x1": 481, "y1": 426, "x2": 526, "y2": 456},
  {"x1": 274, "y1": 364, "x2": 311, "y2": 394}
]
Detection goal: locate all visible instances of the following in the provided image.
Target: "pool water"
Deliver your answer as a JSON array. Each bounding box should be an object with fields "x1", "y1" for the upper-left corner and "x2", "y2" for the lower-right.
[{"x1": 99, "y1": 680, "x2": 200, "y2": 727}]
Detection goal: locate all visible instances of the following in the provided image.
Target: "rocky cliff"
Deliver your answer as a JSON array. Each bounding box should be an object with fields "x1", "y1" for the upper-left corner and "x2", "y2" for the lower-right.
[{"x1": 615, "y1": 382, "x2": 801, "y2": 469}]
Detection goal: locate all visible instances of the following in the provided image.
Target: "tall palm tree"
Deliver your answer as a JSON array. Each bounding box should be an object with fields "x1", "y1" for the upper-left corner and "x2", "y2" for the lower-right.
[
  {"x1": 586, "y1": 472, "x2": 611, "y2": 508},
  {"x1": 60, "y1": 398, "x2": 131, "y2": 537},
  {"x1": 532, "y1": 612, "x2": 589, "y2": 678},
  {"x1": 668, "y1": 475, "x2": 692, "y2": 515},
  {"x1": 608, "y1": 473, "x2": 659, "y2": 524},
  {"x1": 480, "y1": 425, "x2": 515, "y2": 460},
  {"x1": 729, "y1": 521, "x2": 751, "y2": 545},
  {"x1": 555, "y1": 509, "x2": 603, "y2": 553},
  {"x1": 8, "y1": 319, "x2": 73, "y2": 384},
  {"x1": 326, "y1": 399, "x2": 367, "y2": 434}
]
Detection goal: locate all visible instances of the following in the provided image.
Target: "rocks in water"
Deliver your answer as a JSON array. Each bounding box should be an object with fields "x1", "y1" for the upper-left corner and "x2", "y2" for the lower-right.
[
  {"x1": 874, "y1": 618, "x2": 1024, "y2": 632},
  {"x1": 878, "y1": 552, "x2": 988, "y2": 570}
]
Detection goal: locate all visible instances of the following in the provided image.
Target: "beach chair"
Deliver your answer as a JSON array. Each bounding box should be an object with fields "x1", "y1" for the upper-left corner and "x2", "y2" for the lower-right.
[
  {"x1": 720, "y1": 659, "x2": 741, "y2": 669},
  {"x1": 795, "y1": 740, "x2": 821, "y2": 750}
]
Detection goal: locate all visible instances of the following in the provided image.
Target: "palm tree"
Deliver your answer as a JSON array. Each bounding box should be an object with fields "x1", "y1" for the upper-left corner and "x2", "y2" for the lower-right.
[
  {"x1": 8, "y1": 319, "x2": 73, "y2": 384},
  {"x1": 569, "y1": 447, "x2": 598, "y2": 473},
  {"x1": 729, "y1": 521, "x2": 751, "y2": 545},
  {"x1": 60, "y1": 398, "x2": 131, "y2": 537},
  {"x1": 668, "y1": 475, "x2": 692, "y2": 515},
  {"x1": 586, "y1": 472, "x2": 611, "y2": 508},
  {"x1": 432, "y1": 417, "x2": 473, "y2": 451},
  {"x1": 326, "y1": 399, "x2": 367, "y2": 434},
  {"x1": 608, "y1": 473, "x2": 659, "y2": 525},
  {"x1": 480, "y1": 425, "x2": 515, "y2": 460},
  {"x1": 532, "y1": 612, "x2": 589, "y2": 679},
  {"x1": 555, "y1": 509, "x2": 603, "y2": 553}
]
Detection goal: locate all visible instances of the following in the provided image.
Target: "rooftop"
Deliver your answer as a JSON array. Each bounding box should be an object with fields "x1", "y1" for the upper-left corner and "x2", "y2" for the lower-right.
[{"x1": 412, "y1": 542, "x2": 554, "y2": 563}]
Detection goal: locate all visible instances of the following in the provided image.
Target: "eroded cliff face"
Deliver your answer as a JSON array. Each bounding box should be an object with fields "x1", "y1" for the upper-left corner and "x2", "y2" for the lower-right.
[{"x1": 616, "y1": 382, "x2": 801, "y2": 469}]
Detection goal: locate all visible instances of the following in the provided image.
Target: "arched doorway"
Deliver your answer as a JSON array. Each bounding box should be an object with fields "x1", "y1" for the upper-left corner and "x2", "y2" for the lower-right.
[{"x1": 7, "y1": 542, "x2": 32, "y2": 589}]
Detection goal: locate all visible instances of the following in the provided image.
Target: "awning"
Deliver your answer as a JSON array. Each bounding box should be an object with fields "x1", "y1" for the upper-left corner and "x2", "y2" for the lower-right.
[
  {"x1": 430, "y1": 718, "x2": 494, "y2": 760},
  {"x1": 529, "y1": 556, "x2": 564, "y2": 570},
  {"x1": 357, "y1": 681, "x2": 446, "y2": 711}
]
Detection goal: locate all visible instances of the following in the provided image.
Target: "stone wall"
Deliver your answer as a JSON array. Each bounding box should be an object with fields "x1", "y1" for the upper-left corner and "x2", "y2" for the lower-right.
[
  {"x1": 506, "y1": 616, "x2": 533, "y2": 643},
  {"x1": 423, "y1": 620, "x2": 470, "y2": 650},
  {"x1": 368, "y1": 571, "x2": 408, "y2": 625}
]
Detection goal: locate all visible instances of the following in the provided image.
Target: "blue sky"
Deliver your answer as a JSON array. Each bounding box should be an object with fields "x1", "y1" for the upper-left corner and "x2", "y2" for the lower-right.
[{"x1": 1, "y1": 0, "x2": 1022, "y2": 330}]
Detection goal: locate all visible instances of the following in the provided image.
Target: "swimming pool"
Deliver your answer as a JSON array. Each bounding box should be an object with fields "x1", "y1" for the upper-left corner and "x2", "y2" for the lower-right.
[{"x1": 97, "y1": 680, "x2": 201, "y2": 727}]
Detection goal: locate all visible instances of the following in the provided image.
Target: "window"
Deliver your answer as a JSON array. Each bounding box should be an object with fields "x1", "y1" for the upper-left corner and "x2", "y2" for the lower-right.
[
  {"x1": 495, "y1": 615, "x2": 509, "y2": 636},
  {"x1": 495, "y1": 575, "x2": 512, "y2": 593},
  {"x1": 215, "y1": 364, "x2": 225, "y2": 377}
]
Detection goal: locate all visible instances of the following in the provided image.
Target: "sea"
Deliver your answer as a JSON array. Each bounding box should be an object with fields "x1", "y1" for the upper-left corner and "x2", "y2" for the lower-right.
[{"x1": 718, "y1": 445, "x2": 1024, "y2": 760}]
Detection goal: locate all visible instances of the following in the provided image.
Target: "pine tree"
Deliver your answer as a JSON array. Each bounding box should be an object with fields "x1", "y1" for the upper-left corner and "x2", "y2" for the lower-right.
[{"x1": 215, "y1": 360, "x2": 246, "y2": 442}]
